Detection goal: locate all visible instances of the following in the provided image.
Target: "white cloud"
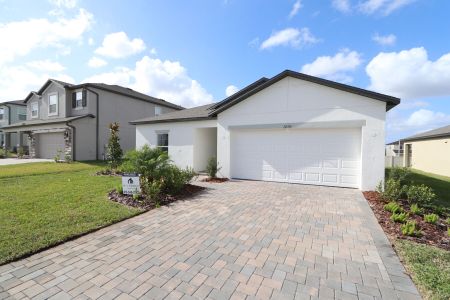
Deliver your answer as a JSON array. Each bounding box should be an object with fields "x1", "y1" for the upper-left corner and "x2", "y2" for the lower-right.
[
  {"x1": 83, "y1": 56, "x2": 213, "y2": 108},
  {"x1": 332, "y1": 0, "x2": 351, "y2": 13},
  {"x1": 404, "y1": 109, "x2": 450, "y2": 127},
  {"x1": 0, "y1": 64, "x2": 74, "y2": 100},
  {"x1": 387, "y1": 109, "x2": 450, "y2": 134},
  {"x1": 0, "y1": 9, "x2": 93, "y2": 66},
  {"x1": 301, "y1": 49, "x2": 362, "y2": 83},
  {"x1": 26, "y1": 60, "x2": 65, "y2": 72},
  {"x1": 49, "y1": 0, "x2": 78, "y2": 9},
  {"x1": 288, "y1": 1, "x2": 302, "y2": 19},
  {"x1": 260, "y1": 28, "x2": 319, "y2": 50},
  {"x1": 366, "y1": 47, "x2": 450, "y2": 99},
  {"x1": 358, "y1": 0, "x2": 415, "y2": 15},
  {"x1": 372, "y1": 33, "x2": 396, "y2": 46},
  {"x1": 88, "y1": 37, "x2": 94, "y2": 46},
  {"x1": 225, "y1": 85, "x2": 239, "y2": 97},
  {"x1": 95, "y1": 32, "x2": 146, "y2": 59},
  {"x1": 87, "y1": 57, "x2": 108, "y2": 68}
]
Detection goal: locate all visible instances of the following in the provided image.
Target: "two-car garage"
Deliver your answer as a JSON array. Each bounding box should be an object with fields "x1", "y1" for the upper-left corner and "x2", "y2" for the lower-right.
[{"x1": 230, "y1": 127, "x2": 361, "y2": 188}]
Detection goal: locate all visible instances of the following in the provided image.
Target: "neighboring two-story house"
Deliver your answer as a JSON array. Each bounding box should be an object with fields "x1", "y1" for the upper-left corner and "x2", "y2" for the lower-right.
[
  {"x1": 1, "y1": 79, "x2": 182, "y2": 160},
  {"x1": 0, "y1": 100, "x2": 28, "y2": 151}
]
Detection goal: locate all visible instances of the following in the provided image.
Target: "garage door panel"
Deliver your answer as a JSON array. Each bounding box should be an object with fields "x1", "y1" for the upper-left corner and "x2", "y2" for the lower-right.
[
  {"x1": 37, "y1": 132, "x2": 65, "y2": 159},
  {"x1": 231, "y1": 128, "x2": 361, "y2": 188}
]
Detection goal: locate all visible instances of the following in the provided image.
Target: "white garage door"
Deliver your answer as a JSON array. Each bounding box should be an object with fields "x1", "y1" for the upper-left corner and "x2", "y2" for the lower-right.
[
  {"x1": 37, "y1": 132, "x2": 65, "y2": 159},
  {"x1": 231, "y1": 128, "x2": 361, "y2": 188}
]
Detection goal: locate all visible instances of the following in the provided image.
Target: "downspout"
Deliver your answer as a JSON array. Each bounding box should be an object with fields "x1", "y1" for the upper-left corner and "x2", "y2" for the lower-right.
[
  {"x1": 84, "y1": 87, "x2": 100, "y2": 160},
  {"x1": 66, "y1": 121, "x2": 76, "y2": 161}
]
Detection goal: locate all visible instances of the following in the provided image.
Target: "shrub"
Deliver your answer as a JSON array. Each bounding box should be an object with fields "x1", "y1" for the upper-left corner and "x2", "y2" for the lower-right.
[
  {"x1": 206, "y1": 157, "x2": 221, "y2": 178},
  {"x1": 379, "y1": 179, "x2": 403, "y2": 202},
  {"x1": 0, "y1": 147, "x2": 6, "y2": 159},
  {"x1": 107, "y1": 122, "x2": 123, "y2": 170},
  {"x1": 115, "y1": 185, "x2": 123, "y2": 194},
  {"x1": 410, "y1": 204, "x2": 422, "y2": 215},
  {"x1": 391, "y1": 212, "x2": 408, "y2": 223},
  {"x1": 384, "y1": 202, "x2": 403, "y2": 214},
  {"x1": 424, "y1": 214, "x2": 439, "y2": 224},
  {"x1": 446, "y1": 218, "x2": 450, "y2": 225},
  {"x1": 387, "y1": 167, "x2": 412, "y2": 185},
  {"x1": 17, "y1": 147, "x2": 25, "y2": 159},
  {"x1": 401, "y1": 221, "x2": 422, "y2": 237},
  {"x1": 132, "y1": 193, "x2": 140, "y2": 200},
  {"x1": 121, "y1": 145, "x2": 196, "y2": 198},
  {"x1": 406, "y1": 184, "x2": 436, "y2": 206}
]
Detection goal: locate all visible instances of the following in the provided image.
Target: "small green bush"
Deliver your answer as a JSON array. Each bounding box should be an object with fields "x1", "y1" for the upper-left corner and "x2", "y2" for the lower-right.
[
  {"x1": 384, "y1": 201, "x2": 403, "y2": 214},
  {"x1": 406, "y1": 184, "x2": 436, "y2": 206},
  {"x1": 206, "y1": 157, "x2": 221, "y2": 178},
  {"x1": 115, "y1": 185, "x2": 123, "y2": 194},
  {"x1": 388, "y1": 167, "x2": 412, "y2": 185},
  {"x1": 143, "y1": 180, "x2": 162, "y2": 201},
  {"x1": 410, "y1": 204, "x2": 422, "y2": 215},
  {"x1": 401, "y1": 221, "x2": 422, "y2": 237},
  {"x1": 379, "y1": 179, "x2": 403, "y2": 201},
  {"x1": 17, "y1": 147, "x2": 25, "y2": 159},
  {"x1": 391, "y1": 212, "x2": 408, "y2": 223},
  {"x1": 446, "y1": 218, "x2": 450, "y2": 225},
  {"x1": 424, "y1": 214, "x2": 439, "y2": 224},
  {"x1": 132, "y1": 193, "x2": 140, "y2": 200}
]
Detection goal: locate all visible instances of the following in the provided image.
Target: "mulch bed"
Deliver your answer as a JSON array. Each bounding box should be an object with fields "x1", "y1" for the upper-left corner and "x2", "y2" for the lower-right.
[
  {"x1": 200, "y1": 177, "x2": 229, "y2": 183},
  {"x1": 364, "y1": 191, "x2": 450, "y2": 250},
  {"x1": 108, "y1": 184, "x2": 205, "y2": 210},
  {"x1": 96, "y1": 170, "x2": 123, "y2": 176}
]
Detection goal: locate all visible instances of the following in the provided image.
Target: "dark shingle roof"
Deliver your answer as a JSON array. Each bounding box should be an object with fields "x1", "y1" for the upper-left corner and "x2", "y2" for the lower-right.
[
  {"x1": 402, "y1": 125, "x2": 450, "y2": 142},
  {"x1": 130, "y1": 104, "x2": 215, "y2": 125},
  {"x1": 1, "y1": 114, "x2": 94, "y2": 130},
  {"x1": 1, "y1": 100, "x2": 26, "y2": 106},
  {"x1": 24, "y1": 79, "x2": 183, "y2": 110},
  {"x1": 131, "y1": 69, "x2": 400, "y2": 125}
]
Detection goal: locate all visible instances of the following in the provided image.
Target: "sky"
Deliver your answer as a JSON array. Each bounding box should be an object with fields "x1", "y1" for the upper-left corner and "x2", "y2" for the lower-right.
[{"x1": 0, "y1": 0, "x2": 449, "y2": 142}]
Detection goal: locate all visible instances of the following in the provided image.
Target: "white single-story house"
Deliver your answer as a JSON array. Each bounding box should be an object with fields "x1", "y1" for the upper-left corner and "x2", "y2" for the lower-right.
[{"x1": 132, "y1": 70, "x2": 400, "y2": 190}]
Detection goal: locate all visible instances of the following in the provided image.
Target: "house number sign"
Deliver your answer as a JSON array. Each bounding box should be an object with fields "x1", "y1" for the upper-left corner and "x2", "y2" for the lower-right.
[{"x1": 122, "y1": 173, "x2": 141, "y2": 195}]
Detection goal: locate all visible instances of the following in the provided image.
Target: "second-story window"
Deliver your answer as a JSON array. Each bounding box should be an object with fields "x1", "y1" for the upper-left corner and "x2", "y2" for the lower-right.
[
  {"x1": 31, "y1": 102, "x2": 39, "y2": 118},
  {"x1": 18, "y1": 113, "x2": 27, "y2": 121},
  {"x1": 0, "y1": 108, "x2": 4, "y2": 120},
  {"x1": 75, "y1": 92, "x2": 83, "y2": 108},
  {"x1": 48, "y1": 93, "x2": 58, "y2": 116},
  {"x1": 155, "y1": 106, "x2": 162, "y2": 116}
]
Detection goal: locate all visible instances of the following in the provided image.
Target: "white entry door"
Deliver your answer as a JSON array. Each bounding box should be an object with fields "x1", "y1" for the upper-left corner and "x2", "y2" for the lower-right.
[{"x1": 231, "y1": 127, "x2": 361, "y2": 188}]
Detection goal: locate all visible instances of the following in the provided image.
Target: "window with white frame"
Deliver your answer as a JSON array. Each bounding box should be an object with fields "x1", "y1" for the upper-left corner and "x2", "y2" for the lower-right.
[
  {"x1": 157, "y1": 133, "x2": 168, "y2": 152},
  {"x1": 0, "y1": 108, "x2": 4, "y2": 120},
  {"x1": 75, "y1": 91, "x2": 83, "y2": 108},
  {"x1": 18, "y1": 113, "x2": 27, "y2": 121},
  {"x1": 155, "y1": 106, "x2": 162, "y2": 116},
  {"x1": 31, "y1": 102, "x2": 39, "y2": 118},
  {"x1": 48, "y1": 93, "x2": 58, "y2": 116}
]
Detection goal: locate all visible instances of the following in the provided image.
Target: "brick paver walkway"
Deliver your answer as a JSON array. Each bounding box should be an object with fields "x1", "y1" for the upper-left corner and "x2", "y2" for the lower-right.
[{"x1": 0, "y1": 181, "x2": 420, "y2": 299}]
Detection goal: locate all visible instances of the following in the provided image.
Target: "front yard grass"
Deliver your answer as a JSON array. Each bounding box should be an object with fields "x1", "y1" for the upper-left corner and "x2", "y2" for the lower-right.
[
  {"x1": 395, "y1": 240, "x2": 450, "y2": 300},
  {"x1": 0, "y1": 162, "x2": 141, "y2": 265}
]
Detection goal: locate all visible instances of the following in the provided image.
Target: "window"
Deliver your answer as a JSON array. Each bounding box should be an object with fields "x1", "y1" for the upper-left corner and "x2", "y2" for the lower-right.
[
  {"x1": 75, "y1": 91, "x2": 83, "y2": 108},
  {"x1": 18, "y1": 113, "x2": 27, "y2": 121},
  {"x1": 157, "y1": 133, "x2": 168, "y2": 152},
  {"x1": 155, "y1": 106, "x2": 162, "y2": 116},
  {"x1": 0, "y1": 108, "x2": 4, "y2": 120},
  {"x1": 31, "y1": 102, "x2": 39, "y2": 118},
  {"x1": 48, "y1": 93, "x2": 58, "y2": 116}
]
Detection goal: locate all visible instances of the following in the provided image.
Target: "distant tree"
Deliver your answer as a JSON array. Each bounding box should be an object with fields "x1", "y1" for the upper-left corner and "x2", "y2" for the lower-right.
[{"x1": 107, "y1": 122, "x2": 123, "y2": 169}]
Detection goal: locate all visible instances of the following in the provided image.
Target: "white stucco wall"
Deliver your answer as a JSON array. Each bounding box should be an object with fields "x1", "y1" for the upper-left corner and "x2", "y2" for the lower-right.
[
  {"x1": 193, "y1": 127, "x2": 217, "y2": 172},
  {"x1": 136, "y1": 119, "x2": 217, "y2": 171},
  {"x1": 217, "y1": 77, "x2": 386, "y2": 190}
]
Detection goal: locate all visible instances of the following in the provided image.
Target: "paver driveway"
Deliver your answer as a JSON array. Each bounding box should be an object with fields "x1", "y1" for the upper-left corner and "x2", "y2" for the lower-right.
[{"x1": 0, "y1": 181, "x2": 420, "y2": 300}]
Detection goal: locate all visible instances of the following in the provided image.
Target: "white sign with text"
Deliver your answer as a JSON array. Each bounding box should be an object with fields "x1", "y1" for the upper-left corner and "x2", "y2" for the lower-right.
[{"x1": 122, "y1": 173, "x2": 141, "y2": 195}]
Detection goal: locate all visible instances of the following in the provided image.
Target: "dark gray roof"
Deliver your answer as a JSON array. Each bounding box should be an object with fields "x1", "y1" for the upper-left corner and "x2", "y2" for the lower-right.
[
  {"x1": 1, "y1": 100, "x2": 26, "y2": 106},
  {"x1": 402, "y1": 125, "x2": 450, "y2": 142},
  {"x1": 131, "y1": 69, "x2": 401, "y2": 125},
  {"x1": 24, "y1": 79, "x2": 183, "y2": 111},
  {"x1": 1, "y1": 114, "x2": 94, "y2": 130},
  {"x1": 130, "y1": 104, "x2": 216, "y2": 125}
]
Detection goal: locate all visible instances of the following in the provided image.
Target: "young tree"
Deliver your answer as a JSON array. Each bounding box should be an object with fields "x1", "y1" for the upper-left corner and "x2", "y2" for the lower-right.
[{"x1": 107, "y1": 122, "x2": 123, "y2": 170}]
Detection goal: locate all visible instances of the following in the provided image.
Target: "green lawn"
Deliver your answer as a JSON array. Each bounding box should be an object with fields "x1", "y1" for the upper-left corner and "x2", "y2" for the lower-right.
[
  {"x1": 386, "y1": 168, "x2": 450, "y2": 210},
  {"x1": 0, "y1": 162, "x2": 141, "y2": 265},
  {"x1": 395, "y1": 240, "x2": 450, "y2": 300}
]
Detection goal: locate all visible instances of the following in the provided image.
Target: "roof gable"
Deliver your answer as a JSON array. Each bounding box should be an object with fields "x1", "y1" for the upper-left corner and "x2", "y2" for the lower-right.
[{"x1": 210, "y1": 70, "x2": 400, "y2": 116}]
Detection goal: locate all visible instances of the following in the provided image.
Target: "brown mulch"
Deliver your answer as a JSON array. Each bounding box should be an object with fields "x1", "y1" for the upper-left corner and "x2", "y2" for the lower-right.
[
  {"x1": 363, "y1": 191, "x2": 450, "y2": 250},
  {"x1": 200, "y1": 177, "x2": 229, "y2": 183},
  {"x1": 96, "y1": 169, "x2": 122, "y2": 176},
  {"x1": 108, "y1": 184, "x2": 205, "y2": 210}
]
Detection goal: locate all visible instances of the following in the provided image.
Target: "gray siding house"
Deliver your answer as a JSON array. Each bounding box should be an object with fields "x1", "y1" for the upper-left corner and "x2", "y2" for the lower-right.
[
  {"x1": 2, "y1": 79, "x2": 182, "y2": 160},
  {"x1": 0, "y1": 100, "x2": 28, "y2": 151}
]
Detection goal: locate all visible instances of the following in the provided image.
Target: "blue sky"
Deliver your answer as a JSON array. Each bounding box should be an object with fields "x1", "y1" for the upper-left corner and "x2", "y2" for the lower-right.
[{"x1": 0, "y1": 0, "x2": 449, "y2": 142}]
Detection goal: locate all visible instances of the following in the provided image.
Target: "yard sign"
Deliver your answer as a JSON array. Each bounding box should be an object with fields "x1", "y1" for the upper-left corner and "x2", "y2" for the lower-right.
[{"x1": 122, "y1": 173, "x2": 141, "y2": 195}]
